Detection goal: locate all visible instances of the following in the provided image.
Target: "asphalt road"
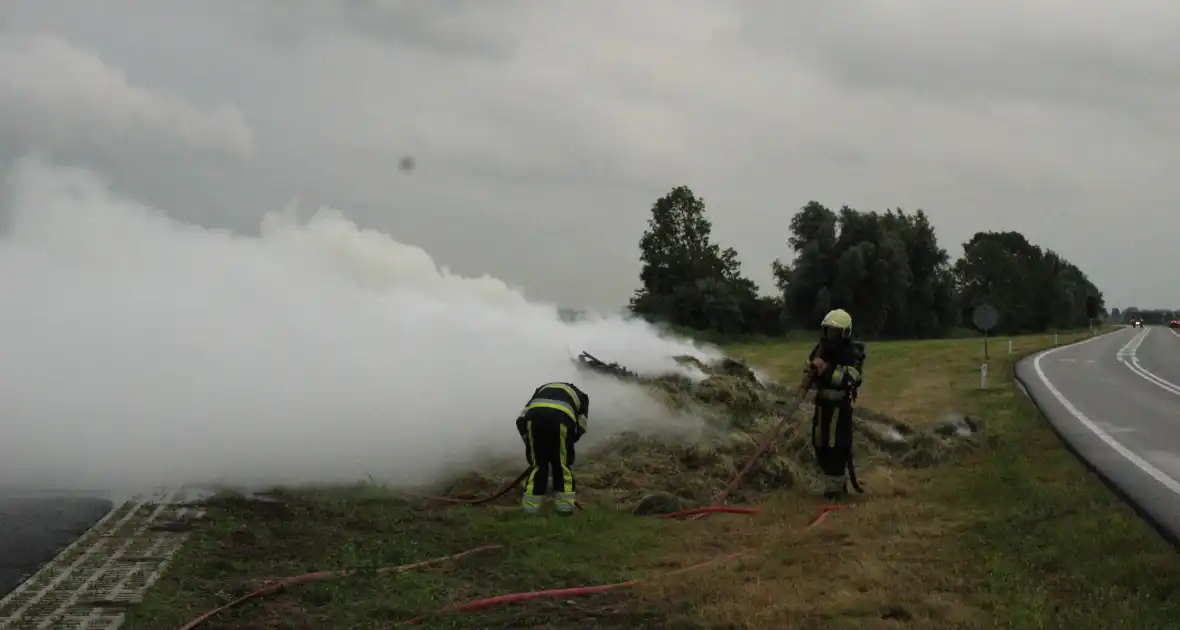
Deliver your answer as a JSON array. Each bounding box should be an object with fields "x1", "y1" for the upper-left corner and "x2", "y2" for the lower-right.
[
  {"x1": 1016, "y1": 325, "x2": 1180, "y2": 542},
  {"x1": 0, "y1": 492, "x2": 113, "y2": 595}
]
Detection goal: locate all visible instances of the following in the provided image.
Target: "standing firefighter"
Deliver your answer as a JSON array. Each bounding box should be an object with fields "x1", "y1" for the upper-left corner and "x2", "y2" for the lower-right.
[
  {"x1": 805, "y1": 309, "x2": 867, "y2": 499},
  {"x1": 516, "y1": 381, "x2": 589, "y2": 516}
]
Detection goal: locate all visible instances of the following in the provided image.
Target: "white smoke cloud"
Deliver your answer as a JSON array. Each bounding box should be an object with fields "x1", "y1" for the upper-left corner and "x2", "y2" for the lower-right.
[{"x1": 0, "y1": 155, "x2": 719, "y2": 494}]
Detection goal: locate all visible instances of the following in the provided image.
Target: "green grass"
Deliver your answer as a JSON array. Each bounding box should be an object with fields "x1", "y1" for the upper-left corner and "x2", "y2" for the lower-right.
[
  {"x1": 932, "y1": 384, "x2": 1180, "y2": 630},
  {"x1": 124, "y1": 325, "x2": 1180, "y2": 629},
  {"x1": 125, "y1": 487, "x2": 701, "y2": 629}
]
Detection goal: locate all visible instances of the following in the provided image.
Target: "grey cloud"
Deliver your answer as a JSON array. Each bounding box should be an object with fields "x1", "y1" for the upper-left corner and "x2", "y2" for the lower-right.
[
  {"x1": 1, "y1": 0, "x2": 1177, "y2": 309},
  {"x1": 0, "y1": 34, "x2": 253, "y2": 157},
  {"x1": 737, "y1": 2, "x2": 1180, "y2": 114},
  {"x1": 245, "y1": 0, "x2": 521, "y2": 59}
]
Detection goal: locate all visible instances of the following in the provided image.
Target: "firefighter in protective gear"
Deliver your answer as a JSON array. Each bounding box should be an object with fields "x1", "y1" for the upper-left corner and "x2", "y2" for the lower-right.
[
  {"x1": 805, "y1": 309, "x2": 866, "y2": 500},
  {"x1": 516, "y1": 381, "x2": 589, "y2": 516}
]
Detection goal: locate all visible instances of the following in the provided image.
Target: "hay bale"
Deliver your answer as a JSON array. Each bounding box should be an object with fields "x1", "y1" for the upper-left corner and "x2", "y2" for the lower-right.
[
  {"x1": 897, "y1": 433, "x2": 957, "y2": 468},
  {"x1": 440, "y1": 471, "x2": 512, "y2": 498},
  {"x1": 673, "y1": 355, "x2": 708, "y2": 370},
  {"x1": 739, "y1": 452, "x2": 800, "y2": 491},
  {"x1": 933, "y1": 412, "x2": 981, "y2": 437},
  {"x1": 681, "y1": 441, "x2": 729, "y2": 470},
  {"x1": 715, "y1": 358, "x2": 760, "y2": 383},
  {"x1": 632, "y1": 491, "x2": 698, "y2": 516},
  {"x1": 856, "y1": 422, "x2": 910, "y2": 452},
  {"x1": 856, "y1": 406, "x2": 916, "y2": 435},
  {"x1": 430, "y1": 352, "x2": 978, "y2": 504},
  {"x1": 694, "y1": 377, "x2": 765, "y2": 428}
]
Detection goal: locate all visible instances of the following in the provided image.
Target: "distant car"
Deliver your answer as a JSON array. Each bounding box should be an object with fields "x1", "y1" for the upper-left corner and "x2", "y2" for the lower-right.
[
  {"x1": 1170, "y1": 319, "x2": 1179, "y2": 329},
  {"x1": 1131, "y1": 319, "x2": 1144, "y2": 328}
]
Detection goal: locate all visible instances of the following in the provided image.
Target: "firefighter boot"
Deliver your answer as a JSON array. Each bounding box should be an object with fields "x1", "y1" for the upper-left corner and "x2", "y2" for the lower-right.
[
  {"x1": 521, "y1": 493, "x2": 543, "y2": 515},
  {"x1": 822, "y1": 475, "x2": 847, "y2": 501},
  {"x1": 554, "y1": 491, "x2": 576, "y2": 516}
]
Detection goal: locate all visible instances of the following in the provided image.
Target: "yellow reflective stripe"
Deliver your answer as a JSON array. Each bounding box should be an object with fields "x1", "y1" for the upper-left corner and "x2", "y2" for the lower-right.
[
  {"x1": 828, "y1": 418, "x2": 837, "y2": 446},
  {"x1": 825, "y1": 365, "x2": 860, "y2": 390},
  {"x1": 523, "y1": 400, "x2": 578, "y2": 423},
  {"x1": 538, "y1": 382, "x2": 582, "y2": 413},
  {"x1": 523, "y1": 419, "x2": 538, "y2": 495},
  {"x1": 554, "y1": 493, "x2": 576, "y2": 507},
  {"x1": 558, "y1": 423, "x2": 574, "y2": 494}
]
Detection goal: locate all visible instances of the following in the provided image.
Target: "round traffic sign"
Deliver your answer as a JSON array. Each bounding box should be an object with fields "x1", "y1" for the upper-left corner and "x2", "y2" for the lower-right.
[{"x1": 972, "y1": 303, "x2": 999, "y2": 331}]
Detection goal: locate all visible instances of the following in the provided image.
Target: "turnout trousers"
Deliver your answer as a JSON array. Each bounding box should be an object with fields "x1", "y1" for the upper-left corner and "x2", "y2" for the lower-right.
[
  {"x1": 811, "y1": 398, "x2": 854, "y2": 498},
  {"x1": 516, "y1": 407, "x2": 578, "y2": 515}
]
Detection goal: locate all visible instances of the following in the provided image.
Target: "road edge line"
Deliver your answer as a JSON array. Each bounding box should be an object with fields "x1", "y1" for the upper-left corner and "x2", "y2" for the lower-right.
[{"x1": 1016, "y1": 329, "x2": 1180, "y2": 547}]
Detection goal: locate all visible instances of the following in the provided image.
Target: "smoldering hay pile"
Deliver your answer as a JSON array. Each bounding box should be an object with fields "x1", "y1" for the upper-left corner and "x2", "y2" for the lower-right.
[{"x1": 441, "y1": 351, "x2": 983, "y2": 512}]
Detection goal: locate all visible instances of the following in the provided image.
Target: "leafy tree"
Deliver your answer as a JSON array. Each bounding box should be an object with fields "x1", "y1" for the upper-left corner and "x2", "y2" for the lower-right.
[
  {"x1": 629, "y1": 186, "x2": 761, "y2": 333},
  {"x1": 632, "y1": 189, "x2": 1107, "y2": 340},
  {"x1": 743, "y1": 295, "x2": 787, "y2": 336},
  {"x1": 774, "y1": 203, "x2": 954, "y2": 338},
  {"x1": 953, "y1": 231, "x2": 1103, "y2": 333},
  {"x1": 954, "y1": 231, "x2": 1040, "y2": 332},
  {"x1": 880, "y1": 209, "x2": 958, "y2": 336}
]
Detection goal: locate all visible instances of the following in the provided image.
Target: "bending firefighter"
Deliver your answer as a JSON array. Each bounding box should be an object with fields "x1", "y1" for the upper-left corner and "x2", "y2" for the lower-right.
[
  {"x1": 516, "y1": 381, "x2": 589, "y2": 516},
  {"x1": 805, "y1": 308, "x2": 867, "y2": 500}
]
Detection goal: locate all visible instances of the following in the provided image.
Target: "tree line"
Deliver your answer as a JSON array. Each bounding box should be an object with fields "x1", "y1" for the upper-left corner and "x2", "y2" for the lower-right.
[
  {"x1": 1115, "y1": 308, "x2": 1178, "y2": 325},
  {"x1": 628, "y1": 186, "x2": 1106, "y2": 339}
]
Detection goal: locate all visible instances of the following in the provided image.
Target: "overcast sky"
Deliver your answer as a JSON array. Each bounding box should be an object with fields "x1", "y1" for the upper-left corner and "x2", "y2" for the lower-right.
[{"x1": 3, "y1": 0, "x2": 1178, "y2": 311}]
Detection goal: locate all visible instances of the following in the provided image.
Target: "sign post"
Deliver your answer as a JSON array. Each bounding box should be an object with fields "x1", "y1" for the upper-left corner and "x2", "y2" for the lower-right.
[
  {"x1": 972, "y1": 303, "x2": 1000, "y2": 360},
  {"x1": 1085, "y1": 295, "x2": 1099, "y2": 337}
]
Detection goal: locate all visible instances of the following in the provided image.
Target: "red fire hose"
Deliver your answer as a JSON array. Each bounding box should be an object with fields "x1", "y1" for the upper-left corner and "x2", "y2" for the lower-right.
[
  {"x1": 172, "y1": 387, "x2": 835, "y2": 629},
  {"x1": 393, "y1": 550, "x2": 752, "y2": 627},
  {"x1": 172, "y1": 545, "x2": 503, "y2": 630},
  {"x1": 397, "y1": 469, "x2": 530, "y2": 506},
  {"x1": 393, "y1": 504, "x2": 842, "y2": 627}
]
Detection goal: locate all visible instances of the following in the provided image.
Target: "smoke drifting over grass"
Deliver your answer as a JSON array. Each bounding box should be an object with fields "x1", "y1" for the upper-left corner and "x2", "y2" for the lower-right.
[{"x1": 0, "y1": 156, "x2": 718, "y2": 493}]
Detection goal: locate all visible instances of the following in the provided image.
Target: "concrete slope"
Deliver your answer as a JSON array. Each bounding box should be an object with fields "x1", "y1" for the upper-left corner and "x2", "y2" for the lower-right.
[
  {"x1": 1015, "y1": 326, "x2": 1180, "y2": 545},
  {"x1": 0, "y1": 488, "x2": 207, "y2": 629}
]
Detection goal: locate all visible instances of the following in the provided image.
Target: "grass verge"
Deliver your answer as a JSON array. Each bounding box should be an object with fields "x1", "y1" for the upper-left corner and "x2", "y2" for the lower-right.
[
  {"x1": 125, "y1": 327, "x2": 1180, "y2": 630},
  {"x1": 126, "y1": 487, "x2": 706, "y2": 629}
]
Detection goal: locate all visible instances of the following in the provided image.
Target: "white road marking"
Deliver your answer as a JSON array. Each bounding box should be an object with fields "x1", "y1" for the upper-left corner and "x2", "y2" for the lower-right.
[
  {"x1": 1144, "y1": 450, "x2": 1180, "y2": 480},
  {"x1": 1116, "y1": 329, "x2": 1180, "y2": 397},
  {"x1": 1032, "y1": 333, "x2": 1180, "y2": 497},
  {"x1": 1097, "y1": 423, "x2": 1137, "y2": 435}
]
